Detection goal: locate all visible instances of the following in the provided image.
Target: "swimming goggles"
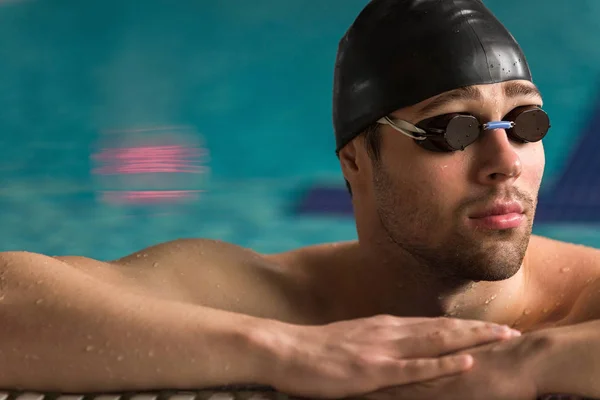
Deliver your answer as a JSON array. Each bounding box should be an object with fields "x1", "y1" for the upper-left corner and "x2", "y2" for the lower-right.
[{"x1": 377, "y1": 105, "x2": 551, "y2": 152}]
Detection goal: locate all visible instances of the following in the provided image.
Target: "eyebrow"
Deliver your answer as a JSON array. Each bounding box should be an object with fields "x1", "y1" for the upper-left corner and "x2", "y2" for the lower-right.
[
  {"x1": 503, "y1": 81, "x2": 543, "y2": 100},
  {"x1": 413, "y1": 82, "x2": 543, "y2": 119}
]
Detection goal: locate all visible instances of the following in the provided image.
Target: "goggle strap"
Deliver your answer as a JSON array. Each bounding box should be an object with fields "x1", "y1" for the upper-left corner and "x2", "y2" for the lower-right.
[{"x1": 377, "y1": 117, "x2": 428, "y2": 141}]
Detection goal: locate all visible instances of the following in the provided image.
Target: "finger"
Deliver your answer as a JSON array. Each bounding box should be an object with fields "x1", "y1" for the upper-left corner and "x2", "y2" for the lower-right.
[
  {"x1": 367, "y1": 315, "x2": 435, "y2": 327},
  {"x1": 391, "y1": 317, "x2": 439, "y2": 326},
  {"x1": 380, "y1": 354, "x2": 473, "y2": 386},
  {"x1": 400, "y1": 322, "x2": 519, "y2": 358}
]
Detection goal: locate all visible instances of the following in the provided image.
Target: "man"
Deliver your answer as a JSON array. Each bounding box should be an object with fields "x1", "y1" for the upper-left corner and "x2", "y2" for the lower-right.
[{"x1": 1, "y1": 0, "x2": 600, "y2": 399}]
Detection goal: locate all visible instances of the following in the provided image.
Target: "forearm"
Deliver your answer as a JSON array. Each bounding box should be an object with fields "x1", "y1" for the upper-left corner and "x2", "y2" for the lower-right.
[
  {"x1": 533, "y1": 319, "x2": 600, "y2": 398},
  {"x1": 0, "y1": 253, "x2": 279, "y2": 392}
]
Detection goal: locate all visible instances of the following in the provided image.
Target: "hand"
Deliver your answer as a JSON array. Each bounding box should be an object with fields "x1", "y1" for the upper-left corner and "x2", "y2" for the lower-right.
[
  {"x1": 262, "y1": 315, "x2": 520, "y2": 398},
  {"x1": 362, "y1": 332, "x2": 552, "y2": 400}
]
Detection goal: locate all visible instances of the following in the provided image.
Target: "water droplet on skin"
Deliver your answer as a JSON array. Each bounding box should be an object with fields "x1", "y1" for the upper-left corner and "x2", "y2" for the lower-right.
[
  {"x1": 152, "y1": 262, "x2": 159, "y2": 268},
  {"x1": 523, "y1": 309, "x2": 531, "y2": 315},
  {"x1": 35, "y1": 299, "x2": 43, "y2": 305},
  {"x1": 484, "y1": 294, "x2": 498, "y2": 305},
  {"x1": 142, "y1": 254, "x2": 148, "y2": 258},
  {"x1": 117, "y1": 355, "x2": 124, "y2": 361},
  {"x1": 136, "y1": 254, "x2": 141, "y2": 258},
  {"x1": 585, "y1": 278, "x2": 593, "y2": 284},
  {"x1": 148, "y1": 350, "x2": 155, "y2": 357},
  {"x1": 560, "y1": 267, "x2": 570, "y2": 273},
  {"x1": 543, "y1": 308, "x2": 549, "y2": 313},
  {"x1": 85, "y1": 345, "x2": 95, "y2": 352}
]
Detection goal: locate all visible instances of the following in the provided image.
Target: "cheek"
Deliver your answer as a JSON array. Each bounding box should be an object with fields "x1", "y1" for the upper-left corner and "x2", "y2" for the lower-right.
[
  {"x1": 394, "y1": 158, "x2": 466, "y2": 212},
  {"x1": 520, "y1": 143, "x2": 545, "y2": 188},
  {"x1": 378, "y1": 143, "x2": 466, "y2": 217},
  {"x1": 428, "y1": 161, "x2": 469, "y2": 211}
]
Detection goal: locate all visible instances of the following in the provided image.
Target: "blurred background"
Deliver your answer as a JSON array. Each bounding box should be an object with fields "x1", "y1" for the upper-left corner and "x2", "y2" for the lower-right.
[{"x1": 0, "y1": 0, "x2": 598, "y2": 261}]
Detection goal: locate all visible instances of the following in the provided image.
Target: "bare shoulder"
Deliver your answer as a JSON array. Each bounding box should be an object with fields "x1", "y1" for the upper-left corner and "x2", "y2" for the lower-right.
[
  {"x1": 113, "y1": 238, "x2": 357, "y2": 324},
  {"x1": 268, "y1": 240, "x2": 360, "y2": 269},
  {"x1": 527, "y1": 235, "x2": 600, "y2": 325},
  {"x1": 1, "y1": 239, "x2": 357, "y2": 324},
  {"x1": 527, "y1": 235, "x2": 600, "y2": 291},
  {"x1": 528, "y1": 235, "x2": 600, "y2": 275}
]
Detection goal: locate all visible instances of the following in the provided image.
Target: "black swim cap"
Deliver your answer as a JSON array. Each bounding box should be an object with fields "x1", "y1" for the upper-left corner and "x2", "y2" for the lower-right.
[{"x1": 333, "y1": 0, "x2": 533, "y2": 153}]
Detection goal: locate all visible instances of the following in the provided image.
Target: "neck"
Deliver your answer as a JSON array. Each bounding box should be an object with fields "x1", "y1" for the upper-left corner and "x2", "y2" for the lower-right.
[{"x1": 347, "y1": 239, "x2": 529, "y2": 326}]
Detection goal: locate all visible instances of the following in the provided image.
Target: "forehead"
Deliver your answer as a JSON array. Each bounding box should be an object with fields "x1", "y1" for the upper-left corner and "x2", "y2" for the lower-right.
[{"x1": 394, "y1": 80, "x2": 543, "y2": 120}]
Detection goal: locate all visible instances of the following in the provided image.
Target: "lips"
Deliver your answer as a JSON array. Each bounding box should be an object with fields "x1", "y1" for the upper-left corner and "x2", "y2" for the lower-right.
[
  {"x1": 469, "y1": 202, "x2": 524, "y2": 219},
  {"x1": 467, "y1": 201, "x2": 526, "y2": 230}
]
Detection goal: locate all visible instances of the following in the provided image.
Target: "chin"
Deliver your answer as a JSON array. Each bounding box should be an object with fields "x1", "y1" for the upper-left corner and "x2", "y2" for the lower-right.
[
  {"x1": 459, "y1": 243, "x2": 527, "y2": 281},
  {"x1": 467, "y1": 262, "x2": 522, "y2": 281},
  {"x1": 436, "y1": 230, "x2": 527, "y2": 281}
]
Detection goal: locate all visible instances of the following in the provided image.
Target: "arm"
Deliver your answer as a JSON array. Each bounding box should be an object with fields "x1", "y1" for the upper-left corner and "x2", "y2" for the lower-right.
[
  {"x1": 0, "y1": 251, "x2": 518, "y2": 397},
  {"x1": 364, "y1": 282, "x2": 600, "y2": 400},
  {"x1": 532, "y1": 279, "x2": 600, "y2": 398},
  {"x1": 0, "y1": 251, "x2": 273, "y2": 392}
]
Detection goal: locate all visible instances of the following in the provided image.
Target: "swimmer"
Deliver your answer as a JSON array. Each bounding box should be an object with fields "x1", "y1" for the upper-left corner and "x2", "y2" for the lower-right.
[{"x1": 1, "y1": 0, "x2": 600, "y2": 399}]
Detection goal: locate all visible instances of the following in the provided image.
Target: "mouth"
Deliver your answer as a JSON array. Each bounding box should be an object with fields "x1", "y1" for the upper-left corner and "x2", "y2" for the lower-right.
[{"x1": 468, "y1": 202, "x2": 525, "y2": 230}]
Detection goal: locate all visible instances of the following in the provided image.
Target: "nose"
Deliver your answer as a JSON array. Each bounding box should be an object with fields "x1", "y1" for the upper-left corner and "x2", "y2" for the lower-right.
[{"x1": 475, "y1": 128, "x2": 522, "y2": 185}]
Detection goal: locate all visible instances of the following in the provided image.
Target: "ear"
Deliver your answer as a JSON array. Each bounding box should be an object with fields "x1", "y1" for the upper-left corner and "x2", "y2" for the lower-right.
[
  {"x1": 339, "y1": 140, "x2": 359, "y2": 178},
  {"x1": 339, "y1": 139, "x2": 371, "y2": 188}
]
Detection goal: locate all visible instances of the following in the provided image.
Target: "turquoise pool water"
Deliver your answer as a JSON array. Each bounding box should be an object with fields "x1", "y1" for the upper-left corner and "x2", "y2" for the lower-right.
[{"x1": 0, "y1": 0, "x2": 599, "y2": 260}]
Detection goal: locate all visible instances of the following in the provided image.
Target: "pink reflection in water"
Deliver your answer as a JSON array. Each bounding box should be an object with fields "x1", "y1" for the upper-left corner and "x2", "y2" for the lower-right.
[
  {"x1": 101, "y1": 190, "x2": 203, "y2": 204},
  {"x1": 92, "y1": 145, "x2": 208, "y2": 174},
  {"x1": 91, "y1": 126, "x2": 210, "y2": 205}
]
